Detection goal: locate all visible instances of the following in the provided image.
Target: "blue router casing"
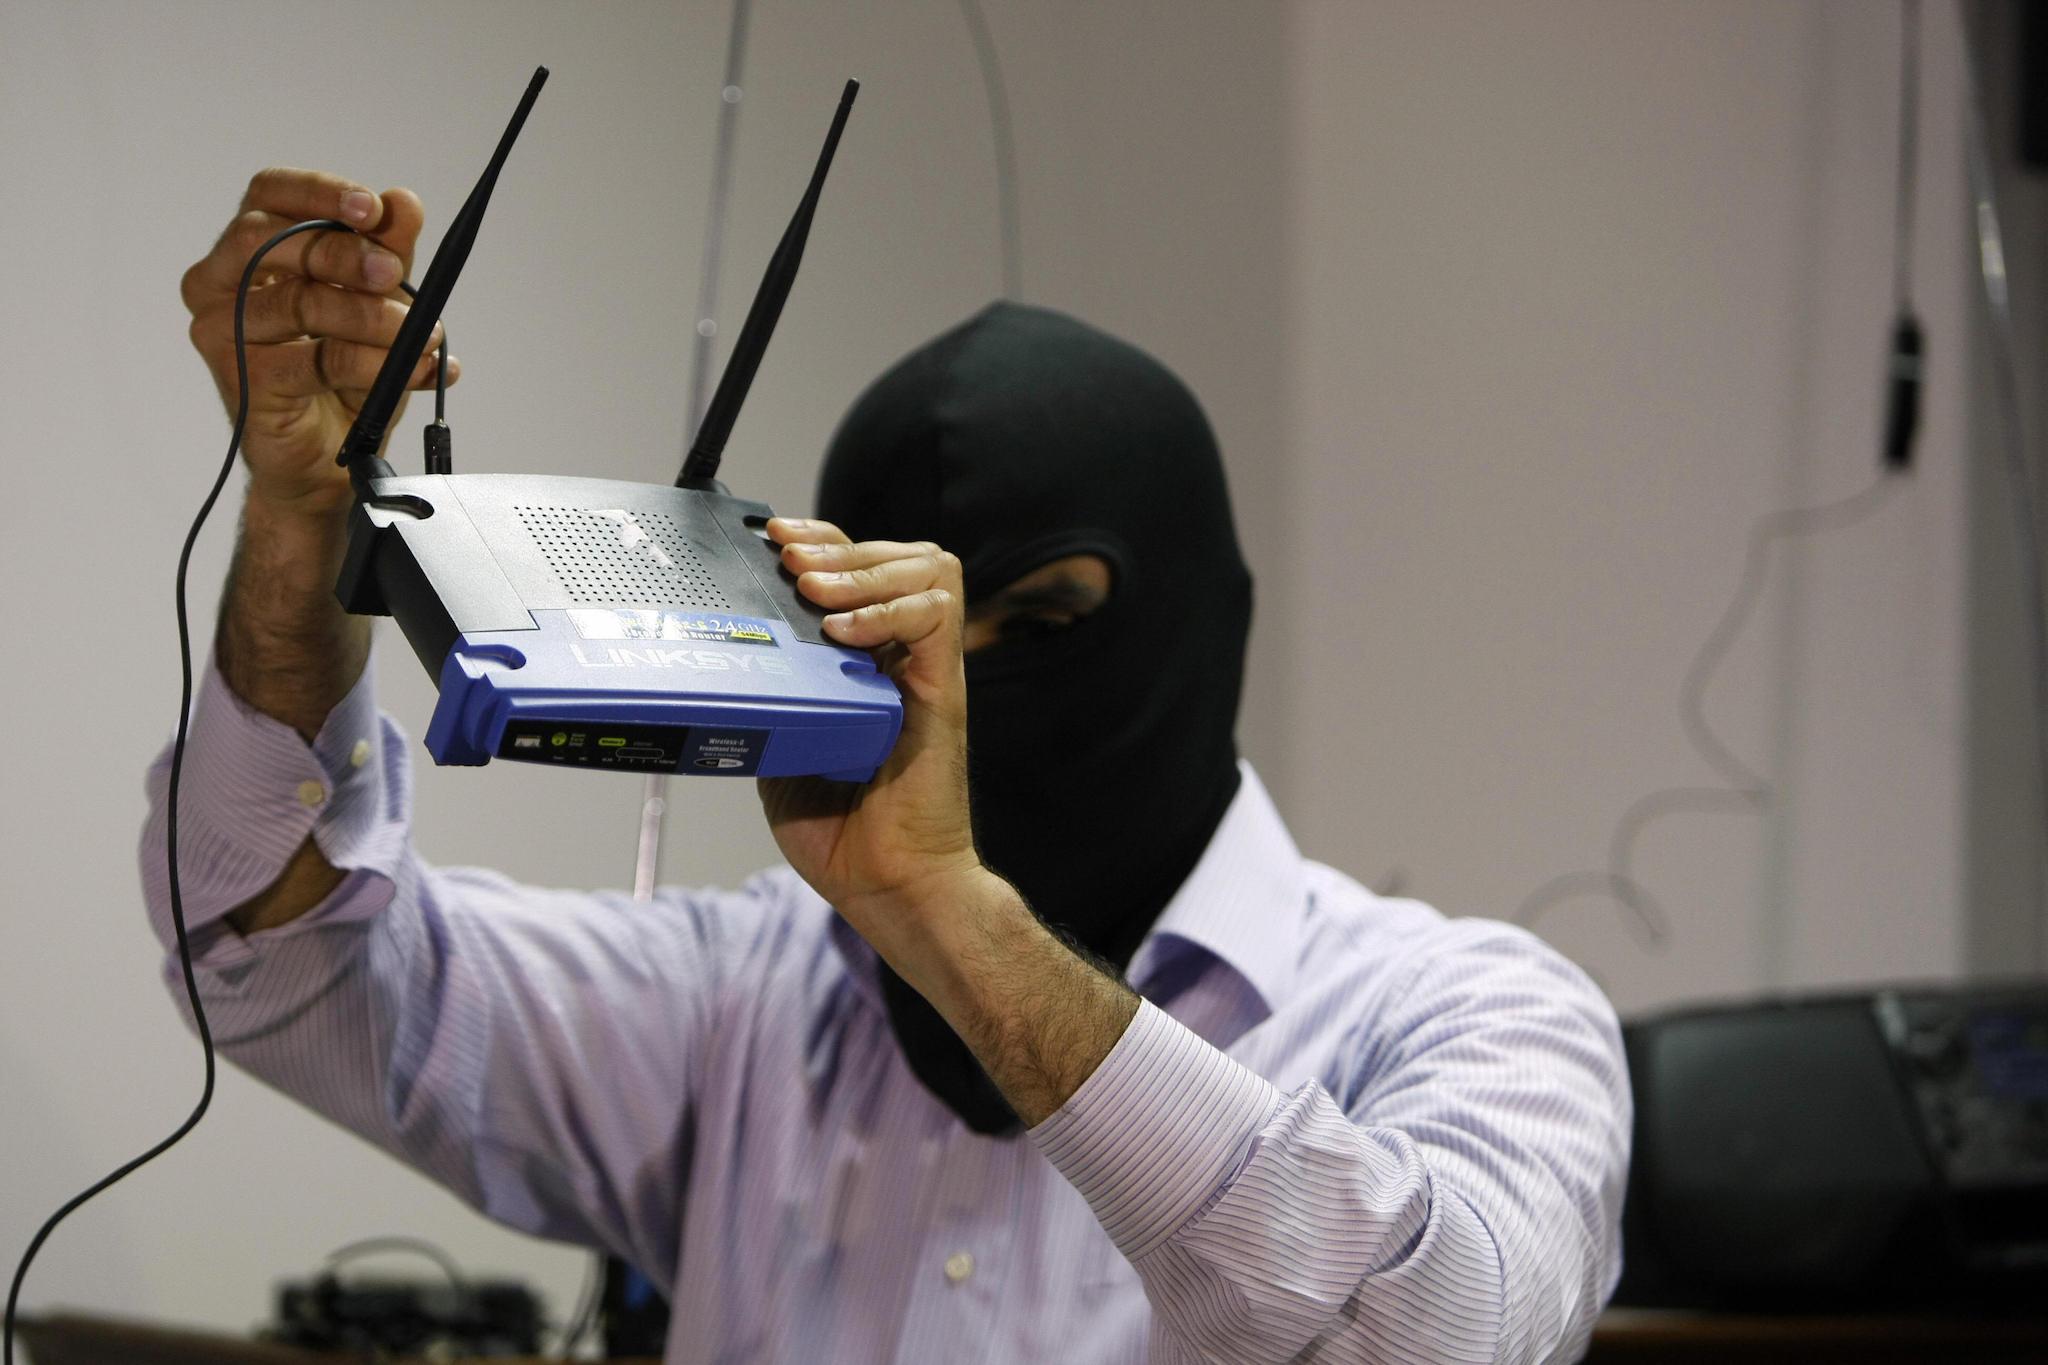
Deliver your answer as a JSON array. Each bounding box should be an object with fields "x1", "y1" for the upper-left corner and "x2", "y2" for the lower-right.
[{"x1": 336, "y1": 471, "x2": 902, "y2": 782}]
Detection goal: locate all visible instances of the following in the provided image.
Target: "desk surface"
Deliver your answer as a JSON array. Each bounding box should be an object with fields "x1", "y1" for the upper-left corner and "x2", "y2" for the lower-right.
[
  {"x1": 1587, "y1": 1309, "x2": 2048, "y2": 1363},
  {"x1": 23, "y1": 1309, "x2": 2048, "y2": 1363},
  {"x1": 15, "y1": 1315, "x2": 666, "y2": 1365}
]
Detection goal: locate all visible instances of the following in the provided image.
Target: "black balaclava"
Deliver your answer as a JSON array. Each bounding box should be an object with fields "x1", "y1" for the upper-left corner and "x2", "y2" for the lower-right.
[{"x1": 816, "y1": 302, "x2": 1253, "y2": 1135}]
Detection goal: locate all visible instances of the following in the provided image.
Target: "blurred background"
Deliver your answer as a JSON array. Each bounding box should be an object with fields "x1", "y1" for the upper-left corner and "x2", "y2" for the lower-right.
[{"x1": 0, "y1": 0, "x2": 2041, "y2": 1347}]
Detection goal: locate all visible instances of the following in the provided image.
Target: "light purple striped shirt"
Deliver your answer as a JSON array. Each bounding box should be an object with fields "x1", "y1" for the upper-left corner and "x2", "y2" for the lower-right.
[{"x1": 140, "y1": 658, "x2": 1629, "y2": 1363}]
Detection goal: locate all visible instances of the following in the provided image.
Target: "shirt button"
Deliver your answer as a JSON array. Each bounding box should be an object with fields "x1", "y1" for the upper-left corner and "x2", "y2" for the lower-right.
[
  {"x1": 943, "y1": 1251, "x2": 974, "y2": 1284},
  {"x1": 296, "y1": 779, "x2": 327, "y2": 809},
  {"x1": 349, "y1": 738, "x2": 371, "y2": 769}
]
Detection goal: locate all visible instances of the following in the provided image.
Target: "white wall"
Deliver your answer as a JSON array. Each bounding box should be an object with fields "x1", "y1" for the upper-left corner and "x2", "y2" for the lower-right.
[
  {"x1": 1282, "y1": 0, "x2": 1976, "y2": 1014},
  {"x1": 0, "y1": 0, "x2": 1994, "y2": 1343}
]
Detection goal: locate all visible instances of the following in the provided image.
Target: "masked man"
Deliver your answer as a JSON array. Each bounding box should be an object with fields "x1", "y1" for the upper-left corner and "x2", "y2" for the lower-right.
[{"x1": 149, "y1": 171, "x2": 1628, "y2": 1364}]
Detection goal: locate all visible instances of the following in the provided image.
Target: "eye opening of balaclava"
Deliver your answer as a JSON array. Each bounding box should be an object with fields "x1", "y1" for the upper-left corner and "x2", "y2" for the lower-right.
[
  {"x1": 958, "y1": 529, "x2": 1130, "y2": 677},
  {"x1": 816, "y1": 301, "x2": 1253, "y2": 1135}
]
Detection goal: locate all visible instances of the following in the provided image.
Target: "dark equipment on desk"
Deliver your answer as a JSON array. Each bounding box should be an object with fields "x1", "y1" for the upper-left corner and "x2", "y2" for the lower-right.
[
  {"x1": 257, "y1": 1238, "x2": 547, "y2": 1358},
  {"x1": 334, "y1": 73, "x2": 902, "y2": 784},
  {"x1": 599, "y1": 1258, "x2": 670, "y2": 1357},
  {"x1": 264, "y1": 1274, "x2": 543, "y2": 1357},
  {"x1": 1616, "y1": 983, "x2": 2048, "y2": 1312}
]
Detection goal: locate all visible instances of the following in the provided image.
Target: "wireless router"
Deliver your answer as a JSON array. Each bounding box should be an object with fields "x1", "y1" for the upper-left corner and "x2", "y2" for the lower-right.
[{"x1": 334, "y1": 70, "x2": 902, "y2": 782}]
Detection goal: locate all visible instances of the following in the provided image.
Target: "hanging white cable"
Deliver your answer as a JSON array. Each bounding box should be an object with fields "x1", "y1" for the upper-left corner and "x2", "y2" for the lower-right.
[
  {"x1": 956, "y1": 0, "x2": 1023, "y2": 299},
  {"x1": 634, "y1": 0, "x2": 754, "y2": 903}
]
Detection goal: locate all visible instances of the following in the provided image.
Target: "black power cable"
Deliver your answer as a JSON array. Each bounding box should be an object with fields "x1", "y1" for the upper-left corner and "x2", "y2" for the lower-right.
[
  {"x1": 1885, "y1": 0, "x2": 1925, "y2": 471},
  {"x1": 3, "y1": 220, "x2": 446, "y2": 1365},
  {"x1": 397, "y1": 281, "x2": 453, "y2": 473}
]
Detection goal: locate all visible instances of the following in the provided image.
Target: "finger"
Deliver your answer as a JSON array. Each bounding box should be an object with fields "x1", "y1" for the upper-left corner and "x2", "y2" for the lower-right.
[
  {"x1": 372, "y1": 187, "x2": 426, "y2": 275},
  {"x1": 223, "y1": 277, "x2": 443, "y2": 349},
  {"x1": 779, "y1": 536, "x2": 944, "y2": 574},
  {"x1": 823, "y1": 588, "x2": 960, "y2": 652},
  {"x1": 766, "y1": 516, "x2": 853, "y2": 548},
  {"x1": 796, "y1": 550, "x2": 956, "y2": 612},
  {"x1": 245, "y1": 338, "x2": 454, "y2": 399},
  {"x1": 239, "y1": 167, "x2": 387, "y2": 231},
  {"x1": 182, "y1": 212, "x2": 405, "y2": 311}
]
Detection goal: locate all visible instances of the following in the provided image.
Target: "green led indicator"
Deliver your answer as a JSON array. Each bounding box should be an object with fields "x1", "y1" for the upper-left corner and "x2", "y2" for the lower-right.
[
  {"x1": 598, "y1": 736, "x2": 628, "y2": 748},
  {"x1": 551, "y1": 732, "x2": 568, "y2": 747}
]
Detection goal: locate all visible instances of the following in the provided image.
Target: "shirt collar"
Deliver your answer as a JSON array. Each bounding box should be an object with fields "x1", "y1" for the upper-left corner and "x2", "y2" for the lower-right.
[
  {"x1": 827, "y1": 760, "x2": 1305, "y2": 1016},
  {"x1": 1125, "y1": 761, "x2": 1303, "y2": 1014}
]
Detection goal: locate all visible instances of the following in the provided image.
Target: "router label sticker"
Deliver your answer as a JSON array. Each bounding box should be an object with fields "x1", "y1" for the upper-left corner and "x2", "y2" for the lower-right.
[{"x1": 567, "y1": 608, "x2": 780, "y2": 647}]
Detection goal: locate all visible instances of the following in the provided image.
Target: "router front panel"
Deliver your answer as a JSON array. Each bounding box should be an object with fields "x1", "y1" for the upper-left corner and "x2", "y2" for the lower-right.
[
  {"x1": 422, "y1": 611, "x2": 899, "y2": 780},
  {"x1": 497, "y1": 716, "x2": 765, "y2": 774},
  {"x1": 343, "y1": 472, "x2": 903, "y2": 782}
]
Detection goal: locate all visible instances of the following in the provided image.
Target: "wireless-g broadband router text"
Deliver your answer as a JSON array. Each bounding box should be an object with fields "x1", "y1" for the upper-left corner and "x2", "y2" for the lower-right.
[{"x1": 333, "y1": 72, "x2": 901, "y2": 782}]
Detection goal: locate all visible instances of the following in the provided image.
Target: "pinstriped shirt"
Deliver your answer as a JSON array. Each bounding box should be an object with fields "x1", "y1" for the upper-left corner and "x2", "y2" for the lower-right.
[{"x1": 139, "y1": 659, "x2": 1629, "y2": 1363}]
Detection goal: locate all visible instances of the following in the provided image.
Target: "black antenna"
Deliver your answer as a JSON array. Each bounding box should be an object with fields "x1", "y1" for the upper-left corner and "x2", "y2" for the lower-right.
[
  {"x1": 338, "y1": 66, "x2": 549, "y2": 481},
  {"x1": 679, "y1": 78, "x2": 859, "y2": 489}
]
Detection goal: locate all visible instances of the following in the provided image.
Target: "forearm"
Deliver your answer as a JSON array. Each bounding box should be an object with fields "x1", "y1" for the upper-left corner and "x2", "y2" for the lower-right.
[
  {"x1": 216, "y1": 495, "x2": 368, "y2": 932},
  {"x1": 218, "y1": 495, "x2": 369, "y2": 740},
  {"x1": 1026, "y1": 928, "x2": 1629, "y2": 1364},
  {"x1": 884, "y1": 897, "x2": 1490, "y2": 1362},
  {"x1": 869, "y1": 869, "x2": 1140, "y2": 1127},
  {"x1": 202, "y1": 856, "x2": 719, "y2": 1272},
  {"x1": 139, "y1": 631, "x2": 735, "y2": 1278}
]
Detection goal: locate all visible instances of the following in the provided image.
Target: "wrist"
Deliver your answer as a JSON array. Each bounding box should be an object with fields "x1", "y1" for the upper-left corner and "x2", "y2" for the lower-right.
[
  {"x1": 865, "y1": 866, "x2": 1139, "y2": 1127},
  {"x1": 221, "y1": 491, "x2": 369, "y2": 741},
  {"x1": 842, "y1": 862, "x2": 1015, "y2": 1005},
  {"x1": 239, "y1": 489, "x2": 360, "y2": 608},
  {"x1": 244, "y1": 484, "x2": 350, "y2": 551}
]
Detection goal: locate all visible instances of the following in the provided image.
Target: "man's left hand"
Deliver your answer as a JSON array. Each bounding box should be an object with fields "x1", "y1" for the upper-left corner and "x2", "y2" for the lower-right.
[
  {"x1": 759, "y1": 518, "x2": 984, "y2": 961},
  {"x1": 758, "y1": 518, "x2": 1139, "y2": 1126}
]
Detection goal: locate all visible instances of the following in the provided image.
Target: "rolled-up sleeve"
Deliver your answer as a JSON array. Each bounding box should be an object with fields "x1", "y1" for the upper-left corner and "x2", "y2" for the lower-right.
[
  {"x1": 1031, "y1": 924, "x2": 1628, "y2": 1365},
  {"x1": 138, "y1": 654, "x2": 395, "y2": 959},
  {"x1": 136, "y1": 655, "x2": 784, "y2": 1289}
]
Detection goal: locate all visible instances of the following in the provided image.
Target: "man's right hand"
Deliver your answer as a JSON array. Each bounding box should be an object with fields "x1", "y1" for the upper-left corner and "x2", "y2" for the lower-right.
[
  {"x1": 181, "y1": 168, "x2": 455, "y2": 518},
  {"x1": 179, "y1": 169, "x2": 463, "y2": 934}
]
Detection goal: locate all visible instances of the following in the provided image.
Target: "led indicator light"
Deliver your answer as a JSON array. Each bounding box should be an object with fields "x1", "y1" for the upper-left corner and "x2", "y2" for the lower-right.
[
  {"x1": 552, "y1": 732, "x2": 568, "y2": 747},
  {"x1": 598, "y1": 736, "x2": 628, "y2": 748}
]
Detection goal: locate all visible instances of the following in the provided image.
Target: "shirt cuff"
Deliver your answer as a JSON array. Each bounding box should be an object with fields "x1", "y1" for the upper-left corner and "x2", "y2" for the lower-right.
[
  {"x1": 138, "y1": 653, "x2": 394, "y2": 964},
  {"x1": 1029, "y1": 998, "x2": 1283, "y2": 1262}
]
